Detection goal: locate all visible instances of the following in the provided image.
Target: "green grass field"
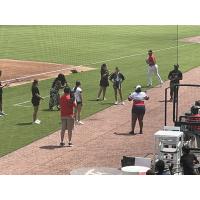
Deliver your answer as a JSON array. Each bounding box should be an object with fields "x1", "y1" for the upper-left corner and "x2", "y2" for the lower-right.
[{"x1": 1, "y1": 25, "x2": 200, "y2": 157}]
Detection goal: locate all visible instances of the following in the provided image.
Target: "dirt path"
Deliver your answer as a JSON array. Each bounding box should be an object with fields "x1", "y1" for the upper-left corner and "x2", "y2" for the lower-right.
[
  {"x1": 0, "y1": 67, "x2": 199, "y2": 174},
  {"x1": 0, "y1": 59, "x2": 94, "y2": 87}
]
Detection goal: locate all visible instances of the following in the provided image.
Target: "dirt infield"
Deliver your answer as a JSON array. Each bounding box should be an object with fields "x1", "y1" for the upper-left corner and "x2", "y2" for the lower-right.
[
  {"x1": 180, "y1": 36, "x2": 200, "y2": 43},
  {"x1": 0, "y1": 59, "x2": 94, "y2": 86},
  {"x1": 0, "y1": 67, "x2": 199, "y2": 174}
]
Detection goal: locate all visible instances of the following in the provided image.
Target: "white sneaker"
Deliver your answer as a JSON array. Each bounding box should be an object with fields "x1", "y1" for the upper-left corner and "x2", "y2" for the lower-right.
[
  {"x1": 96, "y1": 98, "x2": 100, "y2": 101},
  {"x1": 103, "y1": 98, "x2": 107, "y2": 101},
  {"x1": 0, "y1": 111, "x2": 7, "y2": 115},
  {"x1": 78, "y1": 121, "x2": 84, "y2": 125},
  {"x1": 114, "y1": 101, "x2": 118, "y2": 105},
  {"x1": 75, "y1": 120, "x2": 79, "y2": 125},
  {"x1": 121, "y1": 101, "x2": 125, "y2": 105},
  {"x1": 34, "y1": 119, "x2": 41, "y2": 124}
]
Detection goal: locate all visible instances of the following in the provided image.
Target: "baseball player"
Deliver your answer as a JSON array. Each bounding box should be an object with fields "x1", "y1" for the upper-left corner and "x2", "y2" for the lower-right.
[{"x1": 145, "y1": 50, "x2": 163, "y2": 87}]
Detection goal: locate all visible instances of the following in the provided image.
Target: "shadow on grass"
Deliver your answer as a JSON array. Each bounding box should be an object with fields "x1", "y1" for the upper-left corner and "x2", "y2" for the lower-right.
[
  {"x1": 100, "y1": 102, "x2": 114, "y2": 106},
  {"x1": 16, "y1": 122, "x2": 33, "y2": 126},
  {"x1": 42, "y1": 109, "x2": 59, "y2": 112},
  {"x1": 40, "y1": 145, "x2": 67, "y2": 150},
  {"x1": 88, "y1": 99, "x2": 99, "y2": 102},
  {"x1": 113, "y1": 132, "x2": 136, "y2": 136}
]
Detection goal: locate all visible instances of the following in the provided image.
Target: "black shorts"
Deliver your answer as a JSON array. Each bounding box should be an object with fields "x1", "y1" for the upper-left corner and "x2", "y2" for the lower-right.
[
  {"x1": 132, "y1": 106, "x2": 145, "y2": 115},
  {"x1": 113, "y1": 81, "x2": 121, "y2": 89},
  {"x1": 31, "y1": 98, "x2": 40, "y2": 107},
  {"x1": 100, "y1": 79, "x2": 109, "y2": 87},
  {"x1": 77, "y1": 101, "x2": 82, "y2": 105}
]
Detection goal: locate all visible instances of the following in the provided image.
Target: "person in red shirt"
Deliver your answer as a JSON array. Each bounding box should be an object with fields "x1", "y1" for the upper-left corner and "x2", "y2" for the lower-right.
[
  {"x1": 60, "y1": 87, "x2": 77, "y2": 147},
  {"x1": 145, "y1": 49, "x2": 163, "y2": 87},
  {"x1": 188, "y1": 106, "x2": 200, "y2": 132}
]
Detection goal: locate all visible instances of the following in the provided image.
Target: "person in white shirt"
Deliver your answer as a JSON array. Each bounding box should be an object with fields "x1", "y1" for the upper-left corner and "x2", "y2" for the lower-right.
[
  {"x1": 73, "y1": 81, "x2": 84, "y2": 125},
  {"x1": 128, "y1": 85, "x2": 149, "y2": 135}
]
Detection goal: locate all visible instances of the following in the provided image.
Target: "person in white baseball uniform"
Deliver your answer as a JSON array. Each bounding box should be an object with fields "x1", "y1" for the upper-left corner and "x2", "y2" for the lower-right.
[{"x1": 146, "y1": 49, "x2": 163, "y2": 87}]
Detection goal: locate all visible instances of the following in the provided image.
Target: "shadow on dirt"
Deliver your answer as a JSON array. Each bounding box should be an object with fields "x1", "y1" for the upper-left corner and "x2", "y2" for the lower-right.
[
  {"x1": 39, "y1": 145, "x2": 68, "y2": 150},
  {"x1": 113, "y1": 132, "x2": 137, "y2": 136}
]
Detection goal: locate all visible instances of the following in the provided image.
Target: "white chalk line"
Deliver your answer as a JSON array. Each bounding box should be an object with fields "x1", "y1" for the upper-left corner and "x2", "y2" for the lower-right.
[
  {"x1": 11, "y1": 42, "x2": 199, "y2": 108},
  {"x1": 14, "y1": 95, "x2": 49, "y2": 107},
  {"x1": 2, "y1": 66, "x2": 80, "y2": 84},
  {"x1": 2, "y1": 42, "x2": 198, "y2": 85},
  {"x1": 88, "y1": 43, "x2": 198, "y2": 65}
]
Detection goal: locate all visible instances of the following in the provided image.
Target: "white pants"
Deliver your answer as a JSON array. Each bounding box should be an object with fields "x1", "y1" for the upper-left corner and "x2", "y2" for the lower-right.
[{"x1": 147, "y1": 64, "x2": 163, "y2": 86}]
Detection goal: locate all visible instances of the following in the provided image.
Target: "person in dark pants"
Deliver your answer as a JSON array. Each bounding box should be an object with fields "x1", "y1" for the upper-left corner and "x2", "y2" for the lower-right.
[
  {"x1": 168, "y1": 64, "x2": 182, "y2": 102},
  {"x1": 0, "y1": 70, "x2": 8, "y2": 116},
  {"x1": 109, "y1": 67, "x2": 125, "y2": 105},
  {"x1": 128, "y1": 85, "x2": 149, "y2": 135},
  {"x1": 31, "y1": 80, "x2": 44, "y2": 124},
  {"x1": 97, "y1": 63, "x2": 109, "y2": 101},
  {"x1": 180, "y1": 145, "x2": 199, "y2": 175}
]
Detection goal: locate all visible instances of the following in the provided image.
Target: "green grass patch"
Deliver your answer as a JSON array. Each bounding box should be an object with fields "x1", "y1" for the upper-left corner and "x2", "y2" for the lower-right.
[{"x1": 1, "y1": 25, "x2": 200, "y2": 157}]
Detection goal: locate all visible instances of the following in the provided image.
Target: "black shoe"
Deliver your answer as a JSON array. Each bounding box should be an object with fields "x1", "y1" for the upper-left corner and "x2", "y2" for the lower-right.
[
  {"x1": 129, "y1": 131, "x2": 135, "y2": 135},
  {"x1": 68, "y1": 142, "x2": 73, "y2": 147},
  {"x1": 60, "y1": 142, "x2": 65, "y2": 146}
]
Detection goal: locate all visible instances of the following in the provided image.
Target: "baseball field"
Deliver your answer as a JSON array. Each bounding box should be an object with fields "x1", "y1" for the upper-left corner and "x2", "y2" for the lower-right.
[{"x1": 1, "y1": 25, "x2": 200, "y2": 159}]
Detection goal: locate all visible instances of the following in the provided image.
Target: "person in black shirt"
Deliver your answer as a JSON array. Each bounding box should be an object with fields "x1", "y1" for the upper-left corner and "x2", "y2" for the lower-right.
[
  {"x1": 109, "y1": 67, "x2": 125, "y2": 105},
  {"x1": 0, "y1": 70, "x2": 8, "y2": 116},
  {"x1": 51, "y1": 73, "x2": 67, "y2": 88},
  {"x1": 168, "y1": 64, "x2": 183, "y2": 102},
  {"x1": 31, "y1": 79, "x2": 44, "y2": 124},
  {"x1": 97, "y1": 63, "x2": 109, "y2": 101},
  {"x1": 155, "y1": 160, "x2": 171, "y2": 175},
  {"x1": 180, "y1": 145, "x2": 199, "y2": 175}
]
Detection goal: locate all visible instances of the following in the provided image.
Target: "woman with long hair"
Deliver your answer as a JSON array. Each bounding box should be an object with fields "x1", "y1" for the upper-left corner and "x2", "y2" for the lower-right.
[
  {"x1": 31, "y1": 79, "x2": 44, "y2": 124},
  {"x1": 128, "y1": 85, "x2": 149, "y2": 134},
  {"x1": 49, "y1": 73, "x2": 67, "y2": 110},
  {"x1": 97, "y1": 63, "x2": 109, "y2": 101},
  {"x1": 73, "y1": 81, "x2": 84, "y2": 125}
]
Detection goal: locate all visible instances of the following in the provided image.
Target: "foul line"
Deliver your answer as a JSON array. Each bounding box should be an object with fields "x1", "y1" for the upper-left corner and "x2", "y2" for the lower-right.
[
  {"x1": 14, "y1": 95, "x2": 49, "y2": 108},
  {"x1": 2, "y1": 66, "x2": 81, "y2": 84},
  {"x1": 2, "y1": 42, "x2": 198, "y2": 85},
  {"x1": 88, "y1": 43, "x2": 197, "y2": 65}
]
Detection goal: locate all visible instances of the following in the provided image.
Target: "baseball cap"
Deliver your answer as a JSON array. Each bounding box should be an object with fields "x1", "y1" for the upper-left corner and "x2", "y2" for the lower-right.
[{"x1": 136, "y1": 85, "x2": 142, "y2": 90}]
